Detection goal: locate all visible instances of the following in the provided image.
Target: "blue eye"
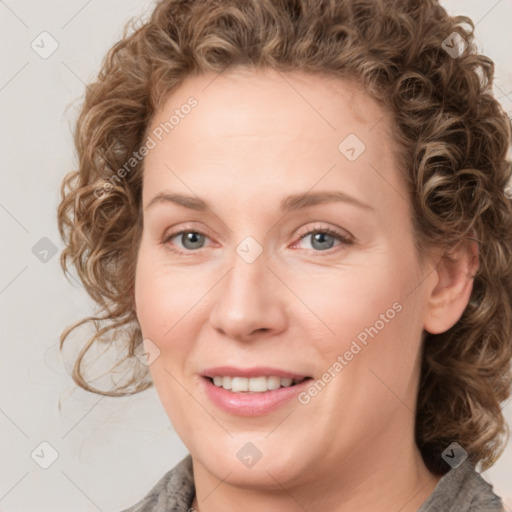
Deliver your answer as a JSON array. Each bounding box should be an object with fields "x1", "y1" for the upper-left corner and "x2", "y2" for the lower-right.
[
  {"x1": 162, "y1": 225, "x2": 353, "y2": 255},
  {"x1": 165, "y1": 231, "x2": 208, "y2": 251},
  {"x1": 293, "y1": 227, "x2": 353, "y2": 253},
  {"x1": 300, "y1": 231, "x2": 339, "y2": 251}
]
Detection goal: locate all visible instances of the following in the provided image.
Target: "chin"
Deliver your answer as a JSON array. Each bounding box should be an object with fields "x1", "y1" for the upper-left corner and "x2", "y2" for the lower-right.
[{"x1": 189, "y1": 435, "x2": 311, "y2": 488}]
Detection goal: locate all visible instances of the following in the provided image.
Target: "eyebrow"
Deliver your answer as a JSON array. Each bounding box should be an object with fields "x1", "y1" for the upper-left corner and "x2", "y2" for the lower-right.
[{"x1": 145, "y1": 190, "x2": 374, "y2": 212}]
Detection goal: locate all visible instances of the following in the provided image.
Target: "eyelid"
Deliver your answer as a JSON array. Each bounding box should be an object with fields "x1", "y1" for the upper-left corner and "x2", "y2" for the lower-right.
[
  {"x1": 162, "y1": 222, "x2": 216, "y2": 251},
  {"x1": 162, "y1": 222, "x2": 354, "y2": 255},
  {"x1": 294, "y1": 222, "x2": 354, "y2": 244},
  {"x1": 290, "y1": 222, "x2": 354, "y2": 254}
]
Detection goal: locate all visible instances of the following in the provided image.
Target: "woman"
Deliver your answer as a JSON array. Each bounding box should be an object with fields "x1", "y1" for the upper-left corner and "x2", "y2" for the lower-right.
[{"x1": 57, "y1": 0, "x2": 512, "y2": 510}]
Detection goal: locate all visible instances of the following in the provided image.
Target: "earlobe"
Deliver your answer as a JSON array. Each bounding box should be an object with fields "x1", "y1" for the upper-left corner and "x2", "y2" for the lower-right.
[{"x1": 423, "y1": 237, "x2": 479, "y2": 335}]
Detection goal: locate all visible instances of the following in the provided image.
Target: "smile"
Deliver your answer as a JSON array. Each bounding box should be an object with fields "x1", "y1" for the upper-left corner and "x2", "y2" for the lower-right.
[
  {"x1": 201, "y1": 367, "x2": 313, "y2": 416},
  {"x1": 209, "y1": 375, "x2": 309, "y2": 393}
]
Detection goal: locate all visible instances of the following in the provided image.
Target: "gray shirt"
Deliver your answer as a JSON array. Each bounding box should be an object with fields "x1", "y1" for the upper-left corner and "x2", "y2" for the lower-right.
[{"x1": 120, "y1": 455, "x2": 504, "y2": 511}]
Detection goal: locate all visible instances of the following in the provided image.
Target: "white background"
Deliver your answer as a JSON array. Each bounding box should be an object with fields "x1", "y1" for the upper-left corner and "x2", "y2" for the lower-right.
[{"x1": 1, "y1": 1, "x2": 511, "y2": 511}]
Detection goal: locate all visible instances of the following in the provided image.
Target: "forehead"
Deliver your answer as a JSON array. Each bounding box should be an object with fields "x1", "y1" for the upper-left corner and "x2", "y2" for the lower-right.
[
  {"x1": 142, "y1": 68, "x2": 405, "y2": 213},
  {"x1": 149, "y1": 67, "x2": 388, "y2": 141}
]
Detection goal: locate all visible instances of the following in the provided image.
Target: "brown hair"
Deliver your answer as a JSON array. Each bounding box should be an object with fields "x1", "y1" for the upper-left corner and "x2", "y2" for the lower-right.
[{"x1": 57, "y1": 0, "x2": 512, "y2": 475}]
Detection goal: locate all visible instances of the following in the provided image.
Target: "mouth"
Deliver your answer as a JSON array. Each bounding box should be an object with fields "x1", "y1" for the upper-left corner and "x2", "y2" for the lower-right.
[
  {"x1": 200, "y1": 367, "x2": 313, "y2": 416},
  {"x1": 204, "y1": 375, "x2": 311, "y2": 393}
]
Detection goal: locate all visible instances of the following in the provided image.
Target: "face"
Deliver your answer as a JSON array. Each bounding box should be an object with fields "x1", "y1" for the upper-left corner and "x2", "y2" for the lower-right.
[{"x1": 134, "y1": 68, "x2": 433, "y2": 490}]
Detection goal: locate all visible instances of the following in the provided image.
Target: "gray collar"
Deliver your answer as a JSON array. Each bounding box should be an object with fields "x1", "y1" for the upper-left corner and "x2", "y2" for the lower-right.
[{"x1": 122, "y1": 455, "x2": 503, "y2": 512}]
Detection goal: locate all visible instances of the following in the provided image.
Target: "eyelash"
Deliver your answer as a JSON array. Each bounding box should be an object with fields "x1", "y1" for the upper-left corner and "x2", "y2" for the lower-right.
[{"x1": 162, "y1": 223, "x2": 354, "y2": 256}]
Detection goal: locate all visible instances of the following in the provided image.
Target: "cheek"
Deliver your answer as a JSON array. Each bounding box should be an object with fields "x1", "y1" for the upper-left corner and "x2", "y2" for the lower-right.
[
  {"x1": 293, "y1": 258, "x2": 410, "y2": 356},
  {"x1": 133, "y1": 245, "x2": 213, "y2": 352},
  {"x1": 134, "y1": 241, "x2": 175, "y2": 318},
  {"x1": 133, "y1": 249, "x2": 202, "y2": 426},
  {"x1": 134, "y1": 245, "x2": 179, "y2": 338},
  {"x1": 304, "y1": 262, "x2": 424, "y2": 396}
]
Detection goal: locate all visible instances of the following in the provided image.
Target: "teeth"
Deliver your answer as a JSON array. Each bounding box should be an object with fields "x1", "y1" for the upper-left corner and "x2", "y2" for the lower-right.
[
  {"x1": 210, "y1": 376, "x2": 303, "y2": 393},
  {"x1": 248, "y1": 376, "x2": 267, "y2": 392},
  {"x1": 231, "y1": 377, "x2": 249, "y2": 392},
  {"x1": 222, "y1": 376, "x2": 232, "y2": 390},
  {"x1": 267, "y1": 376, "x2": 281, "y2": 390}
]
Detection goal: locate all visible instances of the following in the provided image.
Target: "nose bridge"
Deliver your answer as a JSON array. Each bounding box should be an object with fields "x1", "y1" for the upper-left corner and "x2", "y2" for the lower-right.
[{"x1": 209, "y1": 239, "x2": 286, "y2": 339}]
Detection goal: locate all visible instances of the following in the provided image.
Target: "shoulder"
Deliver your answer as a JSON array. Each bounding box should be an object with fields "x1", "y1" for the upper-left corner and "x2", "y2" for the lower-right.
[
  {"x1": 119, "y1": 454, "x2": 195, "y2": 512},
  {"x1": 418, "y1": 460, "x2": 504, "y2": 512}
]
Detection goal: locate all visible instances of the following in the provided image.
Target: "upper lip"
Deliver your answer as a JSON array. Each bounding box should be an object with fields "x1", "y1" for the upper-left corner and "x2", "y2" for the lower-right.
[{"x1": 201, "y1": 366, "x2": 311, "y2": 380}]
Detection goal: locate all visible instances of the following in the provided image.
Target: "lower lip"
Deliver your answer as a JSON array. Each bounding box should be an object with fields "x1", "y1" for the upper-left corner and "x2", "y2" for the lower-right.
[{"x1": 202, "y1": 377, "x2": 312, "y2": 416}]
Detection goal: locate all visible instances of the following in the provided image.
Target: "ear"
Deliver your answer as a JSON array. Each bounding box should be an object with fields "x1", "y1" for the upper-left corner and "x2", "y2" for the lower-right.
[{"x1": 423, "y1": 237, "x2": 479, "y2": 335}]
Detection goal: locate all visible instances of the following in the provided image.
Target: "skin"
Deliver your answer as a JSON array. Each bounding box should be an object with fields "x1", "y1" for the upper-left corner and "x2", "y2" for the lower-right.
[{"x1": 133, "y1": 68, "x2": 478, "y2": 512}]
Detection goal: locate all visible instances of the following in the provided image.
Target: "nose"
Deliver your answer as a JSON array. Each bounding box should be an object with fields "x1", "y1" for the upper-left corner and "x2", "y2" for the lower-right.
[{"x1": 209, "y1": 247, "x2": 288, "y2": 342}]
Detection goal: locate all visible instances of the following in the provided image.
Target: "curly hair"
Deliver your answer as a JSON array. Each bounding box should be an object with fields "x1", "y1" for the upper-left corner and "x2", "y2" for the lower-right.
[{"x1": 57, "y1": 0, "x2": 512, "y2": 476}]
